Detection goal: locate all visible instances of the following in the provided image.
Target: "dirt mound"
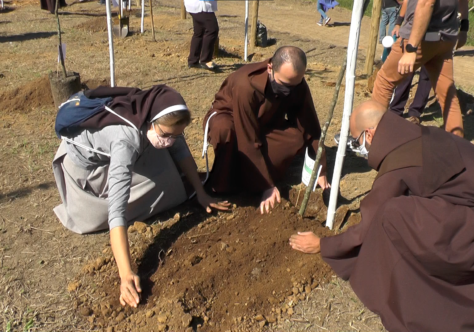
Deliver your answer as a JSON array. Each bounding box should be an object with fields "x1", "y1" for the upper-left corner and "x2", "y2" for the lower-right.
[
  {"x1": 75, "y1": 16, "x2": 107, "y2": 33},
  {"x1": 70, "y1": 192, "x2": 335, "y2": 331},
  {"x1": 0, "y1": 75, "x2": 54, "y2": 113}
]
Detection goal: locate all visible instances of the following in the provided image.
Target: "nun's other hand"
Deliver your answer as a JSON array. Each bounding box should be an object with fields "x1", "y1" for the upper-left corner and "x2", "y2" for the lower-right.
[
  {"x1": 289, "y1": 232, "x2": 321, "y2": 254},
  {"x1": 197, "y1": 192, "x2": 231, "y2": 213},
  {"x1": 119, "y1": 272, "x2": 141, "y2": 308}
]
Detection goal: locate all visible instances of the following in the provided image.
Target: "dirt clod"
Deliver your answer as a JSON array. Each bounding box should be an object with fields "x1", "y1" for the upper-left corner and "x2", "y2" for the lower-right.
[
  {"x1": 181, "y1": 313, "x2": 192, "y2": 327},
  {"x1": 79, "y1": 307, "x2": 92, "y2": 317},
  {"x1": 157, "y1": 314, "x2": 167, "y2": 324}
]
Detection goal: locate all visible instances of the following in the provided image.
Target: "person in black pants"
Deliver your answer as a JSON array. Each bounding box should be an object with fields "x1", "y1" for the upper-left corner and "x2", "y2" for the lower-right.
[
  {"x1": 389, "y1": 66, "x2": 431, "y2": 124},
  {"x1": 185, "y1": 0, "x2": 219, "y2": 70}
]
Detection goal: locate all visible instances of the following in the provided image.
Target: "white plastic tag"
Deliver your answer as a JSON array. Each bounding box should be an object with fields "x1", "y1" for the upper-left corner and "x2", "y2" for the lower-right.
[{"x1": 302, "y1": 148, "x2": 322, "y2": 191}]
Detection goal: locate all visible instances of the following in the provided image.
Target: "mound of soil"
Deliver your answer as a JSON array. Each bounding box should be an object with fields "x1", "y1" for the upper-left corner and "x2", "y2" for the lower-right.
[
  {"x1": 70, "y1": 191, "x2": 337, "y2": 331},
  {"x1": 75, "y1": 16, "x2": 107, "y2": 33},
  {"x1": 0, "y1": 75, "x2": 54, "y2": 113}
]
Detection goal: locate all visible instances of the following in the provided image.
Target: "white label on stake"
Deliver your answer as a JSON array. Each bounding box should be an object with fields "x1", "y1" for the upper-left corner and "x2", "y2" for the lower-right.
[
  {"x1": 57, "y1": 44, "x2": 66, "y2": 63},
  {"x1": 302, "y1": 148, "x2": 322, "y2": 191}
]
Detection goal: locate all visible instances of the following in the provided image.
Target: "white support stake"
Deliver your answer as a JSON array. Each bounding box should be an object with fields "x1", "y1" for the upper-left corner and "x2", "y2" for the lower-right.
[
  {"x1": 325, "y1": 0, "x2": 364, "y2": 230},
  {"x1": 106, "y1": 0, "x2": 116, "y2": 87},
  {"x1": 141, "y1": 0, "x2": 145, "y2": 33},
  {"x1": 244, "y1": 0, "x2": 249, "y2": 61}
]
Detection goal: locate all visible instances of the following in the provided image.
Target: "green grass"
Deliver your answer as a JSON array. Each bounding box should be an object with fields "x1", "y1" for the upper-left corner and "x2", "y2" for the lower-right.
[{"x1": 337, "y1": 0, "x2": 373, "y2": 17}]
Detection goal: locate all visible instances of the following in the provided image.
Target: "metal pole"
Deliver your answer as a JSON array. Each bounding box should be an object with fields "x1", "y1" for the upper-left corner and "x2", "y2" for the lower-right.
[
  {"x1": 244, "y1": 0, "x2": 249, "y2": 61},
  {"x1": 141, "y1": 0, "x2": 145, "y2": 33},
  {"x1": 326, "y1": 0, "x2": 364, "y2": 229},
  {"x1": 106, "y1": 0, "x2": 116, "y2": 87}
]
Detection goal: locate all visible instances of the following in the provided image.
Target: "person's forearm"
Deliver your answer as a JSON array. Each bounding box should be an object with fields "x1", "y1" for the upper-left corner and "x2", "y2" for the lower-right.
[
  {"x1": 178, "y1": 156, "x2": 206, "y2": 196},
  {"x1": 110, "y1": 226, "x2": 133, "y2": 278},
  {"x1": 408, "y1": 0, "x2": 435, "y2": 47},
  {"x1": 399, "y1": 0, "x2": 408, "y2": 17}
]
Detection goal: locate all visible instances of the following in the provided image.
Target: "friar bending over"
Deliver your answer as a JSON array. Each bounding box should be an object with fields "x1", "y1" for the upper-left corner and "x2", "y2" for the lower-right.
[
  {"x1": 290, "y1": 100, "x2": 474, "y2": 332},
  {"x1": 203, "y1": 46, "x2": 329, "y2": 214}
]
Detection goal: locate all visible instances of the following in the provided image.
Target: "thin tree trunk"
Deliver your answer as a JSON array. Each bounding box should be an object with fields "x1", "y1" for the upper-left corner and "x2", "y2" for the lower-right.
[
  {"x1": 298, "y1": 58, "x2": 347, "y2": 217},
  {"x1": 55, "y1": 0, "x2": 67, "y2": 78}
]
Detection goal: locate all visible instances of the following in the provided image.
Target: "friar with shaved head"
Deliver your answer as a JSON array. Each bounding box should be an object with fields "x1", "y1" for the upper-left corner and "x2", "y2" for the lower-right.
[
  {"x1": 203, "y1": 46, "x2": 329, "y2": 214},
  {"x1": 290, "y1": 100, "x2": 474, "y2": 332}
]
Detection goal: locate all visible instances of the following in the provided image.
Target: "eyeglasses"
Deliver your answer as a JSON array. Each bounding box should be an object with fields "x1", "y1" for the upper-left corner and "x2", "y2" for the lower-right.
[
  {"x1": 154, "y1": 123, "x2": 185, "y2": 139},
  {"x1": 350, "y1": 131, "x2": 366, "y2": 149}
]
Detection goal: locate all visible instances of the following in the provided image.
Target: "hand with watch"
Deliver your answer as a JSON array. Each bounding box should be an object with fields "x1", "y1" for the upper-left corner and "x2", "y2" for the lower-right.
[{"x1": 398, "y1": 42, "x2": 418, "y2": 74}]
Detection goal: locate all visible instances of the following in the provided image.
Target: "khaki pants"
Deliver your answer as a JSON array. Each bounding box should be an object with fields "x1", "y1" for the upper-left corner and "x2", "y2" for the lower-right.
[{"x1": 372, "y1": 39, "x2": 463, "y2": 137}]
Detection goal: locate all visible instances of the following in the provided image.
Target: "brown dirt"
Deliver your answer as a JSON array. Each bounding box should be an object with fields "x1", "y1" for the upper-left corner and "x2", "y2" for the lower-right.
[
  {"x1": 0, "y1": 76, "x2": 54, "y2": 113},
  {"x1": 69, "y1": 191, "x2": 337, "y2": 331}
]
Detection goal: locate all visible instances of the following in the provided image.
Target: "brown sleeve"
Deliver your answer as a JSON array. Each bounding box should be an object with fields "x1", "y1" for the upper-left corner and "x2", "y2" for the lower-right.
[
  {"x1": 84, "y1": 86, "x2": 139, "y2": 99},
  {"x1": 320, "y1": 169, "x2": 411, "y2": 279},
  {"x1": 232, "y1": 84, "x2": 274, "y2": 190}
]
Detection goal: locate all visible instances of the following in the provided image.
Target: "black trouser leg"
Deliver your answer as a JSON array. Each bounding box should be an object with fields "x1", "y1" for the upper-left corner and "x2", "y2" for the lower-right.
[
  {"x1": 389, "y1": 71, "x2": 416, "y2": 116},
  {"x1": 188, "y1": 12, "x2": 219, "y2": 65},
  {"x1": 407, "y1": 67, "x2": 431, "y2": 118}
]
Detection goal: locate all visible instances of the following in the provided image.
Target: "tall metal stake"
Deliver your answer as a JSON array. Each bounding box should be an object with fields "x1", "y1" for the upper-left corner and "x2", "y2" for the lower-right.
[
  {"x1": 326, "y1": 0, "x2": 364, "y2": 229},
  {"x1": 298, "y1": 58, "x2": 346, "y2": 216},
  {"x1": 244, "y1": 0, "x2": 249, "y2": 61},
  {"x1": 106, "y1": 0, "x2": 116, "y2": 87},
  {"x1": 141, "y1": 0, "x2": 145, "y2": 33}
]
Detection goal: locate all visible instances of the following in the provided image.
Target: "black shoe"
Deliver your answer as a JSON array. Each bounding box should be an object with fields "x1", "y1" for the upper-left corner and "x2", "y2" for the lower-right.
[
  {"x1": 188, "y1": 63, "x2": 200, "y2": 69},
  {"x1": 199, "y1": 62, "x2": 217, "y2": 71}
]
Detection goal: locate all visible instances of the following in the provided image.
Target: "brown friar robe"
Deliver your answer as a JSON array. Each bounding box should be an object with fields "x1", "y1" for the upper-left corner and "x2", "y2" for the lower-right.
[
  {"x1": 40, "y1": 0, "x2": 67, "y2": 14},
  {"x1": 321, "y1": 111, "x2": 474, "y2": 332},
  {"x1": 203, "y1": 59, "x2": 326, "y2": 193}
]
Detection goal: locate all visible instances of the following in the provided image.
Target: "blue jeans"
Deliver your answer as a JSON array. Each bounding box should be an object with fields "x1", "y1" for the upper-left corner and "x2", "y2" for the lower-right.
[
  {"x1": 379, "y1": 7, "x2": 398, "y2": 43},
  {"x1": 317, "y1": 2, "x2": 327, "y2": 20}
]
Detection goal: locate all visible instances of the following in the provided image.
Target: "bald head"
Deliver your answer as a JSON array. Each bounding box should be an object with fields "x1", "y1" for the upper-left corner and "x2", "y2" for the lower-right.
[
  {"x1": 350, "y1": 100, "x2": 386, "y2": 139},
  {"x1": 272, "y1": 46, "x2": 307, "y2": 74}
]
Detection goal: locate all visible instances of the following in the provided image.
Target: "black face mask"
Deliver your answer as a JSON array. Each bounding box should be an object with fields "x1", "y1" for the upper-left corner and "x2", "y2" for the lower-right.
[{"x1": 270, "y1": 70, "x2": 296, "y2": 97}]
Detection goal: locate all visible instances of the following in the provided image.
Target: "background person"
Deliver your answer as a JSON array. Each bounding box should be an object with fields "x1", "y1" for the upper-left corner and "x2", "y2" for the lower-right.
[
  {"x1": 53, "y1": 85, "x2": 229, "y2": 308},
  {"x1": 379, "y1": 0, "x2": 401, "y2": 43},
  {"x1": 184, "y1": 0, "x2": 219, "y2": 70},
  {"x1": 316, "y1": 0, "x2": 339, "y2": 26},
  {"x1": 371, "y1": 0, "x2": 469, "y2": 137},
  {"x1": 389, "y1": 13, "x2": 431, "y2": 124}
]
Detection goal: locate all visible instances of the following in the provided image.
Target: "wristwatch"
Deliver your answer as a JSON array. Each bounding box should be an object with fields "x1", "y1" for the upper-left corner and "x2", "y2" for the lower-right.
[{"x1": 405, "y1": 44, "x2": 418, "y2": 53}]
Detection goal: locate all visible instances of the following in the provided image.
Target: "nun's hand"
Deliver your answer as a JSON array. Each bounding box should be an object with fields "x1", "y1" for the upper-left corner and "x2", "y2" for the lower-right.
[
  {"x1": 197, "y1": 192, "x2": 231, "y2": 213},
  {"x1": 289, "y1": 232, "x2": 321, "y2": 254},
  {"x1": 119, "y1": 272, "x2": 141, "y2": 308}
]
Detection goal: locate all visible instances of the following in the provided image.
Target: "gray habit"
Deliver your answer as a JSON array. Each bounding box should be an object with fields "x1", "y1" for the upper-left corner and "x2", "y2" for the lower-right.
[{"x1": 52, "y1": 141, "x2": 187, "y2": 234}]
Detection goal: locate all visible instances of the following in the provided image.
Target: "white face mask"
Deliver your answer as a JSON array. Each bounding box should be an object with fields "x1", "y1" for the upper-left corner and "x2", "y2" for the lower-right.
[{"x1": 147, "y1": 123, "x2": 176, "y2": 149}]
